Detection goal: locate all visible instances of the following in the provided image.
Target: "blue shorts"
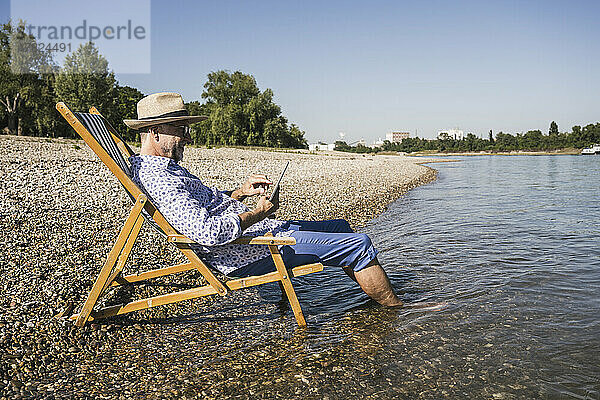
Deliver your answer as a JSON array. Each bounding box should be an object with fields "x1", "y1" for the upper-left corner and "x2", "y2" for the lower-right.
[{"x1": 228, "y1": 219, "x2": 379, "y2": 278}]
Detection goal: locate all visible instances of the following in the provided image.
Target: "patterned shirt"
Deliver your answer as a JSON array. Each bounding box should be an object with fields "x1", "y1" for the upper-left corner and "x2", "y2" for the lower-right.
[{"x1": 129, "y1": 154, "x2": 292, "y2": 275}]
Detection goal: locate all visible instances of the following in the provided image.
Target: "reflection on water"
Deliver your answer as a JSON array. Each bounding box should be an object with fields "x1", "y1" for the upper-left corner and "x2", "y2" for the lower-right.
[{"x1": 257, "y1": 155, "x2": 600, "y2": 398}]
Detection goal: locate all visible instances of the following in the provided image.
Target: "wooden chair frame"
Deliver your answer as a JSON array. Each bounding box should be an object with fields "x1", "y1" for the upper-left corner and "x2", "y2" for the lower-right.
[{"x1": 56, "y1": 102, "x2": 323, "y2": 327}]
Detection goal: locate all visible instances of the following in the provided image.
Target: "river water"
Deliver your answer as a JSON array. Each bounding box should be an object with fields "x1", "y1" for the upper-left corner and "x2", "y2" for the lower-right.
[{"x1": 259, "y1": 155, "x2": 599, "y2": 398}]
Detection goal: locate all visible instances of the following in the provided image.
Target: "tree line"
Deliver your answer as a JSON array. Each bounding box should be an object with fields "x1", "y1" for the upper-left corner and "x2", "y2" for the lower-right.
[
  {"x1": 0, "y1": 21, "x2": 307, "y2": 149},
  {"x1": 336, "y1": 122, "x2": 600, "y2": 154}
]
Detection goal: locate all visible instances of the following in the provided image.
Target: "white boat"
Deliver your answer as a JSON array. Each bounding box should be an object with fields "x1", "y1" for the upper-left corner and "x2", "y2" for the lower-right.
[{"x1": 581, "y1": 144, "x2": 600, "y2": 155}]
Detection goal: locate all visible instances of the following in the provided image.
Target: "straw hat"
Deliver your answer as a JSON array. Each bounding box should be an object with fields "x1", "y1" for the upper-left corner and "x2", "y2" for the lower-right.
[{"x1": 123, "y1": 92, "x2": 207, "y2": 129}]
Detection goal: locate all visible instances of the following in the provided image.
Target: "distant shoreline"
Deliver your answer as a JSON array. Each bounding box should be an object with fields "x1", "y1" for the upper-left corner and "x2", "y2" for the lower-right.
[{"x1": 407, "y1": 149, "x2": 582, "y2": 157}]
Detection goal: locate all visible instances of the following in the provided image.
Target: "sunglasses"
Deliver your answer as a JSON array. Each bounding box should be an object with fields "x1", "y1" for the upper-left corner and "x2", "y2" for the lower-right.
[{"x1": 163, "y1": 124, "x2": 191, "y2": 137}]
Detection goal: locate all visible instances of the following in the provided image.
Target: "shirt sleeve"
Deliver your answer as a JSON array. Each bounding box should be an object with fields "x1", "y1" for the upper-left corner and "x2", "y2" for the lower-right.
[{"x1": 140, "y1": 171, "x2": 242, "y2": 246}]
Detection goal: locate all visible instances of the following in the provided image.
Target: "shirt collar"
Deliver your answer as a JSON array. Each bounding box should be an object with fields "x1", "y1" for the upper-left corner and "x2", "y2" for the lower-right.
[{"x1": 129, "y1": 154, "x2": 175, "y2": 169}]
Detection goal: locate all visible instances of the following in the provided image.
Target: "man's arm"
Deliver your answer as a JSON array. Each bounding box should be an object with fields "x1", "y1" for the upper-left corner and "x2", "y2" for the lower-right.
[
  {"x1": 238, "y1": 195, "x2": 278, "y2": 231},
  {"x1": 140, "y1": 172, "x2": 245, "y2": 246}
]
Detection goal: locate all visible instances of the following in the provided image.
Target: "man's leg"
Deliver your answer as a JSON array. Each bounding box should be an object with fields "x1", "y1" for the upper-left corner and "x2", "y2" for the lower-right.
[
  {"x1": 229, "y1": 230, "x2": 445, "y2": 309},
  {"x1": 350, "y1": 258, "x2": 403, "y2": 306},
  {"x1": 279, "y1": 230, "x2": 407, "y2": 306},
  {"x1": 228, "y1": 220, "x2": 353, "y2": 278},
  {"x1": 230, "y1": 223, "x2": 446, "y2": 309},
  {"x1": 230, "y1": 229, "x2": 376, "y2": 283},
  {"x1": 284, "y1": 219, "x2": 353, "y2": 234},
  {"x1": 285, "y1": 219, "x2": 357, "y2": 281}
]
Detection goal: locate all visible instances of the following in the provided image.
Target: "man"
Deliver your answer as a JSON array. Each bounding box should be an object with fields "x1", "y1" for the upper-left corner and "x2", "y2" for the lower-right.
[{"x1": 125, "y1": 92, "x2": 429, "y2": 308}]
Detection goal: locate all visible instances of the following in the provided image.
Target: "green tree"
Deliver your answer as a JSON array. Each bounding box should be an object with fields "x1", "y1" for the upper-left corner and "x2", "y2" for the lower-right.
[
  {"x1": 570, "y1": 125, "x2": 582, "y2": 147},
  {"x1": 186, "y1": 100, "x2": 211, "y2": 145},
  {"x1": 261, "y1": 116, "x2": 287, "y2": 147},
  {"x1": 334, "y1": 140, "x2": 351, "y2": 151},
  {"x1": 494, "y1": 132, "x2": 516, "y2": 151},
  {"x1": 549, "y1": 121, "x2": 559, "y2": 136},
  {"x1": 0, "y1": 21, "x2": 56, "y2": 135},
  {"x1": 580, "y1": 123, "x2": 600, "y2": 147},
  {"x1": 464, "y1": 133, "x2": 478, "y2": 151},
  {"x1": 30, "y1": 72, "x2": 61, "y2": 137},
  {"x1": 210, "y1": 103, "x2": 245, "y2": 145},
  {"x1": 54, "y1": 42, "x2": 118, "y2": 137},
  {"x1": 246, "y1": 89, "x2": 281, "y2": 145},
  {"x1": 438, "y1": 132, "x2": 450, "y2": 141},
  {"x1": 546, "y1": 121, "x2": 563, "y2": 149},
  {"x1": 202, "y1": 70, "x2": 260, "y2": 106},
  {"x1": 193, "y1": 70, "x2": 307, "y2": 148},
  {"x1": 285, "y1": 124, "x2": 308, "y2": 148},
  {"x1": 116, "y1": 85, "x2": 144, "y2": 141},
  {"x1": 523, "y1": 130, "x2": 544, "y2": 150}
]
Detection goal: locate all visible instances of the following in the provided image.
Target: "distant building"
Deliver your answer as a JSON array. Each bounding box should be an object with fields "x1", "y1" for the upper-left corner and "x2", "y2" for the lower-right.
[
  {"x1": 438, "y1": 128, "x2": 464, "y2": 140},
  {"x1": 309, "y1": 142, "x2": 336, "y2": 151},
  {"x1": 369, "y1": 138, "x2": 385, "y2": 148},
  {"x1": 386, "y1": 131, "x2": 410, "y2": 143}
]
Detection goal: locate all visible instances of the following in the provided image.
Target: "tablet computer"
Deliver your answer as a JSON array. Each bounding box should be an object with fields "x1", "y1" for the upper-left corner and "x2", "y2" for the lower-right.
[{"x1": 269, "y1": 161, "x2": 289, "y2": 202}]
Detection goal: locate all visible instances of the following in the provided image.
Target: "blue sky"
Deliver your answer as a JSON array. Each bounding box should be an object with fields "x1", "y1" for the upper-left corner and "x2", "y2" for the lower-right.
[{"x1": 3, "y1": 0, "x2": 599, "y2": 142}]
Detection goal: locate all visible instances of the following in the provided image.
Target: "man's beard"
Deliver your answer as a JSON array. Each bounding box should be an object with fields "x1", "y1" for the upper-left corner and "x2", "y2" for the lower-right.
[
  {"x1": 162, "y1": 143, "x2": 184, "y2": 162},
  {"x1": 173, "y1": 144, "x2": 184, "y2": 162}
]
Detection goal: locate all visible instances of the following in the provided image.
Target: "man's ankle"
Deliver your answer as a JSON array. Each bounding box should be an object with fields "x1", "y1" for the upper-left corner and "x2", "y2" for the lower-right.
[{"x1": 377, "y1": 292, "x2": 403, "y2": 307}]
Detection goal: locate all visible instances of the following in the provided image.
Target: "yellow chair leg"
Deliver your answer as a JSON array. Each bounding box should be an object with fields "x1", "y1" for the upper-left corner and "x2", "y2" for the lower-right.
[
  {"x1": 269, "y1": 244, "x2": 306, "y2": 327},
  {"x1": 74, "y1": 195, "x2": 146, "y2": 327}
]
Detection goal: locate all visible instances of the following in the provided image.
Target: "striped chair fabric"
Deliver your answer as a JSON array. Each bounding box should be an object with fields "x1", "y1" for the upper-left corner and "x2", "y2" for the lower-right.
[{"x1": 74, "y1": 112, "x2": 166, "y2": 237}]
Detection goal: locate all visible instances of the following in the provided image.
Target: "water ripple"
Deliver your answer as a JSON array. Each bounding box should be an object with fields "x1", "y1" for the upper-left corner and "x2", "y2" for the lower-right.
[{"x1": 298, "y1": 155, "x2": 600, "y2": 398}]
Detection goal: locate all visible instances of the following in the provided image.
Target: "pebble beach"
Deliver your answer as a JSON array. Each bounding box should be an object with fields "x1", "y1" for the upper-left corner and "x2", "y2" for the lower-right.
[{"x1": 0, "y1": 135, "x2": 438, "y2": 399}]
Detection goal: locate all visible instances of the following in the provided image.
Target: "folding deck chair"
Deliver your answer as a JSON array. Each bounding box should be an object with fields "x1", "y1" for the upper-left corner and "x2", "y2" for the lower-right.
[{"x1": 56, "y1": 102, "x2": 324, "y2": 328}]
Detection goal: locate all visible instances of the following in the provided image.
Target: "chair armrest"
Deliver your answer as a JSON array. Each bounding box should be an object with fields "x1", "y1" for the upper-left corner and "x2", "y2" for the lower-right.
[
  {"x1": 167, "y1": 235, "x2": 296, "y2": 246},
  {"x1": 231, "y1": 236, "x2": 296, "y2": 245}
]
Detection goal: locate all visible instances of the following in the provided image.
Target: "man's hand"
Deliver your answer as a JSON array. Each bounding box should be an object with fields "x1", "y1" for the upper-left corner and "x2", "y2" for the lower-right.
[
  {"x1": 238, "y1": 195, "x2": 279, "y2": 231},
  {"x1": 255, "y1": 195, "x2": 279, "y2": 216},
  {"x1": 231, "y1": 174, "x2": 272, "y2": 201}
]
